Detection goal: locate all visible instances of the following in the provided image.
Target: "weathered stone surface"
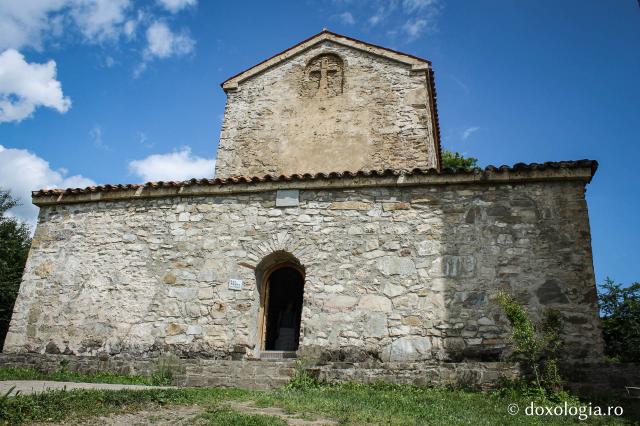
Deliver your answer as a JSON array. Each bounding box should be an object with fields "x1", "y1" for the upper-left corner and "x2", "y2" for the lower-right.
[
  {"x1": 386, "y1": 336, "x2": 431, "y2": 362},
  {"x1": 329, "y1": 201, "x2": 372, "y2": 211},
  {"x1": 536, "y1": 279, "x2": 569, "y2": 304},
  {"x1": 4, "y1": 181, "x2": 603, "y2": 363},
  {"x1": 358, "y1": 295, "x2": 393, "y2": 312},
  {"x1": 382, "y1": 202, "x2": 410, "y2": 211},
  {"x1": 376, "y1": 256, "x2": 417, "y2": 277},
  {"x1": 364, "y1": 313, "x2": 388, "y2": 338},
  {"x1": 215, "y1": 40, "x2": 439, "y2": 178}
]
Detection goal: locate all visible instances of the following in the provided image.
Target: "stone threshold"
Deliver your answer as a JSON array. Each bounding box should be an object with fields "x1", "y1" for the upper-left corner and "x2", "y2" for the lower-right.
[{"x1": 259, "y1": 351, "x2": 298, "y2": 361}]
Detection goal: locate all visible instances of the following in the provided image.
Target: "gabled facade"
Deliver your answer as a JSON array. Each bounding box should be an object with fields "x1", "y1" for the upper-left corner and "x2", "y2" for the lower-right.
[{"x1": 215, "y1": 30, "x2": 442, "y2": 178}]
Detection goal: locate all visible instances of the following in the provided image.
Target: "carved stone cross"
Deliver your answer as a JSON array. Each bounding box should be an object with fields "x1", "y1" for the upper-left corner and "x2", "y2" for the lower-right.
[{"x1": 306, "y1": 54, "x2": 343, "y2": 97}]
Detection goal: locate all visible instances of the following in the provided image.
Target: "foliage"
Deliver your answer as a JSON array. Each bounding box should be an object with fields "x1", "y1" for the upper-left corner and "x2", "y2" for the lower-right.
[
  {"x1": 0, "y1": 367, "x2": 155, "y2": 386},
  {"x1": 151, "y1": 353, "x2": 180, "y2": 385},
  {"x1": 0, "y1": 190, "x2": 31, "y2": 348},
  {"x1": 283, "y1": 359, "x2": 322, "y2": 390},
  {"x1": 598, "y1": 277, "x2": 640, "y2": 362},
  {"x1": 0, "y1": 386, "x2": 17, "y2": 422},
  {"x1": 496, "y1": 292, "x2": 564, "y2": 392},
  {"x1": 441, "y1": 149, "x2": 478, "y2": 170}
]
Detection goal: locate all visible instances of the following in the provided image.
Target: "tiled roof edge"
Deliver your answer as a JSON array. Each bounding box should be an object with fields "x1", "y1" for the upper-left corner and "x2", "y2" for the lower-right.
[{"x1": 32, "y1": 160, "x2": 598, "y2": 200}]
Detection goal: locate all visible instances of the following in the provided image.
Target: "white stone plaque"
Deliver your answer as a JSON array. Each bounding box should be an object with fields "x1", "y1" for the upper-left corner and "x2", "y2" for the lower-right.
[
  {"x1": 228, "y1": 279, "x2": 243, "y2": 291},
  {"x1": 276, "y1": 189, "x2": 299, "y2": 207}
]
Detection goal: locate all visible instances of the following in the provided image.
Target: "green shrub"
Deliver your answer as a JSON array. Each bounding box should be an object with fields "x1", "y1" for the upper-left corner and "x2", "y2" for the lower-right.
[
  {"x1": 151, "y1": 353, "x2": 180, "y2": 385},
  {"x1": 496, "y1": 292, "x2": 563, "y2": 392},
  {"x1": 284, "y1": 359, "x2": 323, "y2": 391}
]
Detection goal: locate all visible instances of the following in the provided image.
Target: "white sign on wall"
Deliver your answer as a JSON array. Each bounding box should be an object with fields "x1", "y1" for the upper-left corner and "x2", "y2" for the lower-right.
[{"x1": 228, "y1": 279, "x2": 243, "y2": 291}]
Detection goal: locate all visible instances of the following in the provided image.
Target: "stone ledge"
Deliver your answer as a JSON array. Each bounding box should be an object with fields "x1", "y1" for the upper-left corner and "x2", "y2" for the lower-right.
[{"x1": 31, "y1": 164, "x2": 595, "y2": 207}]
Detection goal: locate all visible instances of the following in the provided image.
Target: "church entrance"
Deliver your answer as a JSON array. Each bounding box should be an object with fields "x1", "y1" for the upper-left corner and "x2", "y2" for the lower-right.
[{"x1": 262, "y1": 266, "x2": 304, "y2": 352}]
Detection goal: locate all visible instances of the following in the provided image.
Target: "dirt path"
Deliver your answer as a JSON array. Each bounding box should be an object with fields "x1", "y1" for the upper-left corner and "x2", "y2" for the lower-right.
[
  {"x1": 225, "y1": 400, "x2": 338, "y2": 425},
  {"x1": 36, "y1": 401, "x2": 337, "y2": 425},
  {"x1": 35, "y1": 405, "x2": 205, "y2": 426},
  {"x1": 81, "y1": 402, "x2": 338, "y2": 426},
  {"x1": 0, "y1": 380, "x2": 171, "y2": 396}
]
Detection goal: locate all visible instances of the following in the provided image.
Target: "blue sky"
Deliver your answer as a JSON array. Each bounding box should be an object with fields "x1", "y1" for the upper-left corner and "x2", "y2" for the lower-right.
[{"x1": 0, "y1": 0, "x2": 638, "y2": 285}]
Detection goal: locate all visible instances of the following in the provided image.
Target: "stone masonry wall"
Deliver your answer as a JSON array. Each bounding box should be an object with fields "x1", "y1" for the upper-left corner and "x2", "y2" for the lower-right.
[
  {"x1": 215, "y1": 40, "x2": 439, "y2": 178},
  {"x1": 4, "y1": 180, "x2": 603, "y2": 363}
]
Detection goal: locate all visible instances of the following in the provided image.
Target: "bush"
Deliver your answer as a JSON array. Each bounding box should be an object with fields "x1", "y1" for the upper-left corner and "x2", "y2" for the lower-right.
[
  {"x1": 284, "y1": 359, "x2": 323, "y2": 391},
  {"x1": 496, "y1": 292, "x2": 563, "y2": 392},
  {"x1": 152, "y1": 353, "x2": 180, "y2": 385},
  {"x1": 598, "y1": 278, "x2": 640, "y2": 362}
]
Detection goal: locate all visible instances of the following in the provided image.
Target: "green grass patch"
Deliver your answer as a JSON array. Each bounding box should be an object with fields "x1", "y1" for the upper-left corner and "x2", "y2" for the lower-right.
[
  {"x1": 195, "y1": 406, "x2": 287, "y2": 426},
  {"x1": 0, "y1": 387, "x2": 256, "y2": 424},
  {"x1": 0, "y1": 367, "x2": 157, "y2": 386},
  {"x1": 0, "y1": 378, "x2": 635, "y2": 425}
]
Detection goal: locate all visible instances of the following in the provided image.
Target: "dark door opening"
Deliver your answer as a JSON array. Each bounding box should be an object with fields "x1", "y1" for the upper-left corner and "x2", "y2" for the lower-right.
[{"x1": 264, "y1": 266, "x2": 304, "y2": 351}]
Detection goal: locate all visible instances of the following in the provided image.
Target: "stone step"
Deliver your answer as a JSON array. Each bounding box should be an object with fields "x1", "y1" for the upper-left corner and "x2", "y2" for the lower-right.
[{"x1": 259, "y1": 351, "x2": 298, "y2": 361}]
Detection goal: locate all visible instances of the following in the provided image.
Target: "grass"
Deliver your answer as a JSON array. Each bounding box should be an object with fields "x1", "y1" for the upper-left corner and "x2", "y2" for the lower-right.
[
  {"x1": 0, "y1": 367, "x2": 157, "y2": 385},
  {"x1": 196, "y1": 406, "x2": 287, "y2": 426},
  {"x1": 0, "y1": 368, "x2": 636, "y2": 425}
]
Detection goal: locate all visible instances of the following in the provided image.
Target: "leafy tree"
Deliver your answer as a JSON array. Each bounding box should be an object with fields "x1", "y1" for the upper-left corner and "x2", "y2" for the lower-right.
[
  {"x1": 0, "y1": 190, "x2": 31, "y2": 348},
  {"x1": 598, "y1": 278, "x2": 640, "y2": 362},
  {"x1": 441, "y1": 149, "x2": 478, "y2": 170}
]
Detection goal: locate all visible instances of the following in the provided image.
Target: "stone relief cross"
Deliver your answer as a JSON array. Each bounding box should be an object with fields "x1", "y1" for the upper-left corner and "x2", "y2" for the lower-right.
[{"x1": 308, "y1": 56, "x2": 340, "y2": 97}]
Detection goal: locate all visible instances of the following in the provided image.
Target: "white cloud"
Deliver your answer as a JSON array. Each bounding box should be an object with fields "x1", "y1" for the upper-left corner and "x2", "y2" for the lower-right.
[
  {"x1": 402, "y1": 18, "x2": 427, "y2": 41},
  {"x1": 402, "y1": 0, "x2": 438, "y2": 13},
  {"x1": 367, "y1": 5, "x2": 393, "y2": 27},
  {"x1": 0, "y1": 49, "x2": 71, "y2": 123},
  {"x1": 0, "y1": 144, "x2": 96, "y2": 227},
  {"x1": 337, "y1": 11, "x2": 355, "y2": 25},
  {"x1": 137, "y1": 131, "x2": 154, "y2": 148},
  {"x1": 329, "y1": 0, "x2": 441, "y2": 42},
  {"x1": 90, "y1": 124, "x2": 110, "y2": 150},
  {"x1": 69, "y1": 0, "x2": 131, "y2": 43},
  {"x1": 128, "y1": 147, "x2": 215, "y2": 182},
  {"x1": 157, "y1": 0, "x2": 197, "y2": 14},
  {"x1": 0, "y1": 0, "x2": 67, "y2": 51},
  {"x1": 401, "y1": 0, "x2": 440, "y2": 39},
  {"x1": 461, "y1": 126, "x2": 480, "y2": 140},
  {"x1": 0, "y1": 1, "x2": 198, "y2": 82},
  {"x1": 0, "y1": 0, "x2": 132, "y2": 50},
  {"x1": 144, "y1": 20, "x2": 194, "y2": 59}
]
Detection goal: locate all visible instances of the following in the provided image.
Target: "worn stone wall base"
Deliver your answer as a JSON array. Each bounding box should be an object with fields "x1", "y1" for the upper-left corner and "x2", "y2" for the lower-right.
[
  {"x1": 1, "y1": 354, "x2": 633, "y2": 397},
  {"x1": 0, "y1": 353, "x2": 519, "y2": 390},
  {"x1": 0, "y1": 353, "x2": 295, "y2": 391},
  {"x1": 309, "y1": 361, "x2": 520, "y2": 390}
]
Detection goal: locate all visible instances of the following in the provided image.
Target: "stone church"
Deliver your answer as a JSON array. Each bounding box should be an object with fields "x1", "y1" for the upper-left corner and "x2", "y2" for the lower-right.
[{"x1": 2, "y1": 31, "x2": 603, "y2": 385}]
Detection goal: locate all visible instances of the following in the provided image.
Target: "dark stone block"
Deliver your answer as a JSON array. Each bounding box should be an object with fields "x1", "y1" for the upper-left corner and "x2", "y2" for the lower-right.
[
  {"x1": 45, "y1": 341, "x2": 60, "y2": 354},
  {"x1": 463, "y1": 292, "x2": 486, "y2": 307},
  {"x1": 536, "y1": 279, "x2": 569, "y2": 304}
]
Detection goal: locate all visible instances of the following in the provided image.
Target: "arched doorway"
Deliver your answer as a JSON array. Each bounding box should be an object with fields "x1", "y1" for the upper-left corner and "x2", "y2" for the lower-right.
[{"x1": 261, "y1": 265, "x2": 304, "y2": 352}]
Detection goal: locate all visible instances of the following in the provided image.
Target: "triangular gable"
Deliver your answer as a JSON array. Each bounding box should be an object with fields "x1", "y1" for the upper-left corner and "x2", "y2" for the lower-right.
[{"x1": 221, "y1": 29, "x2": 432, "y2": 91}]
